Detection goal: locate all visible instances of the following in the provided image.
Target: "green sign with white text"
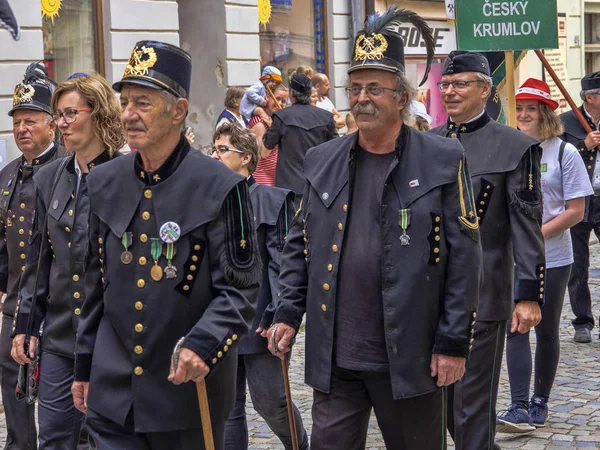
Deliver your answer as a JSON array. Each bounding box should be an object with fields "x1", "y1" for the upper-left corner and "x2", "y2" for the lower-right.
[{"x1": 456, "y1": 0, "x2": 558, "y2": 51}]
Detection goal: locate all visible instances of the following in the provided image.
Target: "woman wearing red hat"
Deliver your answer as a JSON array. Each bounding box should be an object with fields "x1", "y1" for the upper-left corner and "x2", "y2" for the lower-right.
[{"x1": 497, "y1": 78, "x2": 594, "y2": 433}]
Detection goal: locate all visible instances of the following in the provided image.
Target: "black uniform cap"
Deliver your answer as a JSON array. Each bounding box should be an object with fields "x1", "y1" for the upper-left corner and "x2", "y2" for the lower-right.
[
  {"x1": 582, "y1": 72, "x2": 600, "y2": 91},
  {"x1": 348, "y1": 6, "x2": 436, "y2": 86},
  {"x1": 113, "y1": 40, "x2": 192, "y2": 99},
  {"x1": 442, "y1": 51, "x2": 491, "y2": 77},
  {"x1": 8, "y1": 62, "x2": 56, "y2": 117}
]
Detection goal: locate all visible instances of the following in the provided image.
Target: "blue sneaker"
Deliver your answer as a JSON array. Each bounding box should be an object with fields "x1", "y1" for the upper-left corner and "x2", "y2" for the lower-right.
[
  {"x1": 496, "y1": 404, "x2": 536, "y2": 434},
  {"x1": 529, "y1": 396, "x2": 548, "y2": 427}
]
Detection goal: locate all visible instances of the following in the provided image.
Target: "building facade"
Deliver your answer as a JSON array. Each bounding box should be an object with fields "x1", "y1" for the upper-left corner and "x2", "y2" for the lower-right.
[{"x1": 0, "y1": 0, "x2": 591, "y2": 164}]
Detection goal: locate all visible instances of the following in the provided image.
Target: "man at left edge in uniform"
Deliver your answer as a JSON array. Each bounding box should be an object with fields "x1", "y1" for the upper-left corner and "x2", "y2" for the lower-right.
[
  {"x1": 268, "y1": 7, "x2": 482, "y2": 449},
  {"x1": 0, "y1": 62, "x2": 64, "y2": 450},
  {"x1": 71, "y1": 41, "x2": 260, "y2": 449}
]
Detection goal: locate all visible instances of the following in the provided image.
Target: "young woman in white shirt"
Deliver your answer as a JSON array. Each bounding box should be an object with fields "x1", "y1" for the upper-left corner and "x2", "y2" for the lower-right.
[{"x1": 497, "y1": 78, "x2": 594, "y2": 433}]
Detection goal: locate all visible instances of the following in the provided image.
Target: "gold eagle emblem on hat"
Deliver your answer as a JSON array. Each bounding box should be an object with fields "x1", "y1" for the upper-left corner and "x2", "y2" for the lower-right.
[
  {"x1": 13, "y1": 83, "x2": 35, "y2": 107},
  {"x1": 123, "y1": 46, "x2": 158, "y2": 77},
  {"x1": 355, "y1": 33, "x2": 388, "y2": 61}
]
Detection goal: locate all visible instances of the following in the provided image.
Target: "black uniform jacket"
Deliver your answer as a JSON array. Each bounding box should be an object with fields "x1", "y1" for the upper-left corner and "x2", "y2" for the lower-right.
[
  {"x1": 74, "y1": 138, "x2": 260, "y2": 432},
  {"x1": 263, "y1": 103, "x2": 338, "y2": 196},
  {"x1": 560, "y1": 105, "x2": 596, "y2": 222},
  {"x1": 14, "y1": 151, "x2": 115, "y2": 357},
  {"x1": 273, "y1": 126, "x2": 482, "y2": 400},
  {"x1": 0, "y1": 144, "x2": 64, "y2": 320},
  {"x1": 431, "y1": 113, "x2": 546, "y2": 321},
  {"x1": 239, "y1": 178, "x2": 295, "y2": 355}
]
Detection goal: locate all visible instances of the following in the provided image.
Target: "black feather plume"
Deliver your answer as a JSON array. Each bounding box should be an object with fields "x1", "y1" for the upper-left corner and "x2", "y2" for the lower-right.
[
  {"x1": 23, "y1": 61, "x2": 57, "y2": 87},
  {"x1": 362, "y1": 5, "x2": 435, "y2": 86}
]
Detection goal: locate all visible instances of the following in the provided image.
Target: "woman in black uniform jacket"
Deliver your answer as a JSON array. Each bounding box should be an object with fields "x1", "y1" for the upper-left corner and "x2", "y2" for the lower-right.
[{"x1": 11, "y1": 73, "x2": 125, "y2": 450}]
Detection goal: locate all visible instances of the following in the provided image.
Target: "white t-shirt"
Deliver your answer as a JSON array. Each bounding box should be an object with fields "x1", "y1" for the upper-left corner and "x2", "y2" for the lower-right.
[
  {"x1": 316, "y1": 96, "x2": 335, "y2": 113},
  {"x1": 541, "y1": 137, "x2": 594, "y2": 268}
]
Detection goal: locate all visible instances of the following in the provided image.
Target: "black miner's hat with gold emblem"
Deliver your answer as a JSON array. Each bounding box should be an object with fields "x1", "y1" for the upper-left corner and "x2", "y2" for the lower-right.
[
  {"x1": 113, "y1": 40, "x2": 192, "y2": 99},
  {"x1": 348, "y1": 5, "x2": 436, "y2": 86},
  {"x1": 8, "y1": 62, "x2": 57, "y2": 117}
]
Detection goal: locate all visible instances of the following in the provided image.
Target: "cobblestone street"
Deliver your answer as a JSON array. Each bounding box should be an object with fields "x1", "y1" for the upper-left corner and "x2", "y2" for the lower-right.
[{"x1": 1, "y1": 245, "x2": 600, "y2": 449}]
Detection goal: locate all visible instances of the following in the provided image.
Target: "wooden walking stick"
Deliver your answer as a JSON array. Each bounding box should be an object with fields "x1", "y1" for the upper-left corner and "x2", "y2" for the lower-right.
[
  {"x1": 273, "y1": 326, "x2": 299, "y2": 450},
  {"x1": 196, "y1": 380, "x2": 215, "y2": 450},
  {"x1": 174, "y1": 338, "x2": 215, "y2": 450},
  {"x1": 534, "y1": 50, "x2": 596, "y2": 137}
]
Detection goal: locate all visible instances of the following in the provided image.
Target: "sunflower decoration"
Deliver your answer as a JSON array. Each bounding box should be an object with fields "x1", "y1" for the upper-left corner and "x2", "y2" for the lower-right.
[
  {"x1": 258, "y1": 0, "x2": 272, "y2": 29},
  {"x1": 41, "y1": 0, "x2": 62, "y2": 24}
]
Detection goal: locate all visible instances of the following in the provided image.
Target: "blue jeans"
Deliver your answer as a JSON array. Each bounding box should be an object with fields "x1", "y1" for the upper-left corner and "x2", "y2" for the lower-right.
[{"x1": 224, "y1": 353, "x2": 309, "y2": 450}]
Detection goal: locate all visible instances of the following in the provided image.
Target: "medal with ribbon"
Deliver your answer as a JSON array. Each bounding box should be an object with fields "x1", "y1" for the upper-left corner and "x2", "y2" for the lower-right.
[
  {"x1": 150, "y1": 238, "x2": 163, "y2": 281},
  {"x1": 398, "y1": 208, "x2": 411, "y2": 246},
  {"x1": 163, "y1": 242, "x2": 177, "y2": 279},
  {"x1": 120, "y1": 232, "x2": 133, "y2": 264}
]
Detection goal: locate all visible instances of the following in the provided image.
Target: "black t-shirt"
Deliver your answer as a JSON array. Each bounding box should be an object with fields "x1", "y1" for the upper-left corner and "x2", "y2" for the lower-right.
[{"x1": 334, "y1": 144, "x2": 395, "y2": 372}]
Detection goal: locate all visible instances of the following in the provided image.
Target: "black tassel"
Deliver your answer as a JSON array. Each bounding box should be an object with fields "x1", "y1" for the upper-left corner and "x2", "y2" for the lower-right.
[
  {"x1": 509, "y1": 192, "x2": 543, "y2": 220},
  {"x1": 219, "y1": 251, "x2": 263, "y2": 289},
  {"x1": 362, "y1": 5, "x2": 435, "y2": 86}
]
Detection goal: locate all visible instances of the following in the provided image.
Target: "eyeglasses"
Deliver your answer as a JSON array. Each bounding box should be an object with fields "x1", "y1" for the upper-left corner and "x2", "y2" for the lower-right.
[
  {"x1": 436, "y1": 80, "x2": 481, "y2": 92},
  {"x1": 52, "y1": 108, "x2": 92, "y2": 124},
  {"x1": 211, "y1": 145, "x2": 245, "y2": 156},
  {"x1": 344, "y1": 85, "x2": 398, "y2": 98}
]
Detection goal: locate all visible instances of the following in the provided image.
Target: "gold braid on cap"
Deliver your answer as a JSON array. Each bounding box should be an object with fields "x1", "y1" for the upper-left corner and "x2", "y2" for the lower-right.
[
  {"x1": 359, "y1": 6, "x2": 436, "y2": 86},
  {"x1": 123, "y1": 46, "x2": 158, "y2": 77},
  {"x1": 13, "y1": 83, "x2": 35, "y2": 107}
]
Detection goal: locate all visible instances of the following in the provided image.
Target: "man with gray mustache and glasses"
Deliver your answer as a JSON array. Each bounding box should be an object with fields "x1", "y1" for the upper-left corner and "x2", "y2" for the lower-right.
[{"x1": 266, "y1": 7, "x2": 482, "y2": 449}]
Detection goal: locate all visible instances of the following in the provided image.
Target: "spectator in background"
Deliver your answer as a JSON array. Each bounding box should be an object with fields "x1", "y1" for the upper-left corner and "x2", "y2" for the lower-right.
[
  {"x1": 310, "y1": 87, "x2": 319, "y2": 106},
  {"x1": 312, "y1": 73, "x2": 346, "y2": 130},
  {"x1": 410, "y1": 100, "x2": 433, "y2": 132},
  {"x1": 216, "y1": 85, "x2": 246, "y2": 129},
  {"x1": 294, "y1": 65, "x2": 314, "y2": 80},
  {"x1": 263, "y1": 73, "x2": 338, "y2": 201},
  {"x1": 240, "y1": 66, "x2": 283, "y2": 127},
  {"x1": 250, "y1": 85, "x2": 289, "y2": 186}
]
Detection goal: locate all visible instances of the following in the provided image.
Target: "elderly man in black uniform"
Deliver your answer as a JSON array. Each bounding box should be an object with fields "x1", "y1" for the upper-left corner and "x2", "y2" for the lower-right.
[
  {"x1": 210, "y1": 122, "x2": 308, "y2": 450},
  {"x1": 268, "y1": 8, "x2": 482, "y2": 450},
  {"x1": 560, "y1": 72, "x2": 600, "y2": 343},
  {"x1": 0, "y1": 64, "x2": 62, "y2": 450},
  {"x1": 430, "y1": 51, "x2": 545, "y2": 450},
  {"x1": 70, "y1": 41, "x2": 260, "y2": 449},
  {"x1": 263, "y1": 73, "x2": 338, "y2": 200}
]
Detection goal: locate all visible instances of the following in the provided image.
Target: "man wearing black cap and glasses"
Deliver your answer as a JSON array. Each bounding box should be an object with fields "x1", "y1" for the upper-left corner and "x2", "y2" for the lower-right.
[
  {"x1": 560, "y1": 73, "x2": 600, "y2": 343},
  {"x1": 430, "y1": 51, "x2": 545, "y2": 450},
  {"x1": 263, "y1": 72, "x2": 338, "y2": 201},
  {"x1": 0, "y1": 63, "x2": 64, "y2": 450},
  {"x1": 71, "y1": 41, "x2": 260, "y2": 449},
  {"x1": 267, "y1": 8, "x2": 482, "y2": 449}
]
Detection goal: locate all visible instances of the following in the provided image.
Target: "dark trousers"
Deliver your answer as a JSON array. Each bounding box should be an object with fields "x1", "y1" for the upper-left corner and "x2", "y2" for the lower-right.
[
  {"x1": 507, "y1": 265, "x2": 571, "y2": 408},
  {"x1": 224, "y1": 353, "x2": 308, "y2": 450},
  {"x1": 447, "y1": 320, "x2": 506, "y2": 450},
  {"x1": 310, "y1": 366, "x2": 446, "y2": 450},
  {"x1": 86, "y1": 408, "x2": 207, "y2": 450},
  {"x1": 38, "y1": 351, "x2": 87, "y2": 450},
  {"x1": 568, "y1": 218, "x2": 600, "y2": 330},
  {"x1": 0, "y1": 314, "x2": 37, "y2": 449}
]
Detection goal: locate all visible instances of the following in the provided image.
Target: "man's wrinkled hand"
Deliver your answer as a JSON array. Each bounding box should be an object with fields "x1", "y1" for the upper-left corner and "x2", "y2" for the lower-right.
[
  {"x1": 168, "y1": 348, "x2": 210, "y2": 385},
  {"x1": 584, "y1": 131, "x2": 600, "y2": 150},
  {"x1": 11, "y1": 334, "x2": 37, "y2": 365},
  {"x1": 267, "y1": 323, "x2": 296, "y2": 360},
  {"x1": 430, "y1": 354, "x2": 466, "y2": 387},
  {"x1": 71, "y1": 381, "x2": 89, "y2": 413},
  {"x1": 511, "y1": 300, "x2": 541, "y2": 334}
]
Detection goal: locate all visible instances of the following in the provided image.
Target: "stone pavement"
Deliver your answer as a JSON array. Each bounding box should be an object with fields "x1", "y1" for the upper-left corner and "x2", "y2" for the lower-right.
[{"x1": 2, "y1": 247, "x2": 600, "y2": 449}]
